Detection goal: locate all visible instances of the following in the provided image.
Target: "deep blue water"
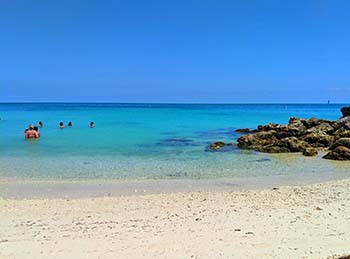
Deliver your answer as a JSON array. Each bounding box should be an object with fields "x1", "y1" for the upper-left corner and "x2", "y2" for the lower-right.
[{"x1": 0, "y1": 103, "x2": 349, "y2": 181}]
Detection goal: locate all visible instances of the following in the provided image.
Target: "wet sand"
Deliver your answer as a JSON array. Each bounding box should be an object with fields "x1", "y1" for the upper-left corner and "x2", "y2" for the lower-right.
[{"x1": 1, "y1": 179, "x2": 350, "y2": 258}]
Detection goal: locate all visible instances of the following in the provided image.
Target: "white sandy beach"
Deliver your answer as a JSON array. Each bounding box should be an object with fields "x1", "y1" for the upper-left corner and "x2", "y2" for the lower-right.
[{"x1": 1, "y1": 179, "x2": 350, "y2": 259}]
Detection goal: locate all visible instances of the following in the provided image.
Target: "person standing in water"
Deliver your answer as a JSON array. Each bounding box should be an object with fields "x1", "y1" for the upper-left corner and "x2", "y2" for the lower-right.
[
  {"x1": 90, "y1": 121, "x2": 95, "y2": 128},
  {"x1": 25, "y1": 124, "x2": 39, "y2": 139}
]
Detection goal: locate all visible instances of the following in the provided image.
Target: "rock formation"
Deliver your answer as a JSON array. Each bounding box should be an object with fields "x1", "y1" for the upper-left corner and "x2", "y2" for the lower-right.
[{"x1": 209, "y1": 107, "x2": 350, "y2": 160}]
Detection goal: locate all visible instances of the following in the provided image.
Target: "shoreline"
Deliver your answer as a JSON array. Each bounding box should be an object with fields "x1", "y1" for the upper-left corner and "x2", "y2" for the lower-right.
[
  {"x1": 1, "y1": 178, "x2": 350, "y2": 258},
  {"x1": 1, "y1": 173, "x2": 350, "y2": 199}
]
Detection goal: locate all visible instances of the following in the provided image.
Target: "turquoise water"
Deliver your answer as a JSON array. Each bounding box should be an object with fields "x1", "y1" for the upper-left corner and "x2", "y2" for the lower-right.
[{"x1": 1, "y1": 103, "x2": 350, "y2": 181}]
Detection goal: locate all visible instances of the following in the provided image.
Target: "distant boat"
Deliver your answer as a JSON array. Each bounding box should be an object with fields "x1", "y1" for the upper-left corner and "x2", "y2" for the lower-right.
[{"x1": 327, "y1": 100, "x2": 330, "y2": 105}]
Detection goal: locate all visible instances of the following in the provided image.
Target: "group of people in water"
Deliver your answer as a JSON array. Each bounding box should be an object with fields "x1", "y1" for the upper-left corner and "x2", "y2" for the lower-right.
[{"x1": 25, "y1": 121, "x2": 95, "y2": 139}]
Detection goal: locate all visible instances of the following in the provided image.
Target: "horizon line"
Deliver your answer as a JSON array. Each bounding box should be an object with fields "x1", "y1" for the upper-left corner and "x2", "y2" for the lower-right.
[{"x1": 0, "y1": 101, "x2": 347, "y2": 105}]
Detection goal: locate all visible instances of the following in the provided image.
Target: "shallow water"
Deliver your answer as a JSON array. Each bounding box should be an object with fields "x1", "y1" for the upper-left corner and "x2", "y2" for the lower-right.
[{"x1": 1, "y1": 103, "x2": 349, "y2": 181}]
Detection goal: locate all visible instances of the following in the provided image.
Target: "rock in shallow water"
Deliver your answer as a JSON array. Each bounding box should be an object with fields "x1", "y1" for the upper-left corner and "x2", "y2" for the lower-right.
[
  {"x1": 213, "y1": 108, "x2": 350, "y2": 160},
  {"x1": 302, "y1": 147, "x2": 318, "y2": 157},
  {"x1": 208, "y1": 141, "x2": 236, "y2": 152},
  {"x1": 341, "y1": 106, "x2": 350, "y2": 118},
  {"x1": 235, "y1": 128, "x2": 251, "y2": 133},
  {"x1": 324, "y1": 146, "x2": 350, "y2": 160},
  {"x1": 209, "y1": 141, "x2": 225, "y2": 150}
]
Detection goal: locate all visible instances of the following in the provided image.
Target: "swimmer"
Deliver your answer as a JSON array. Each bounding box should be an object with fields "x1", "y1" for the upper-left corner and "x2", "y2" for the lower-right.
[
  {"x1": 68, "y1": 121, "x2": 73, "y2": 127},
  {"x1": 90, "y1": 121, "x2": 95, "y2": 128},
  {"x1": 33, "y1": 126, "x2": 41, "y2": 138},
  {"x1": 59, "y1": 122, "x2": 65, "y2": 129},
  {"x1": 38, "y1": 121, "x2": 43, "y2": 127}
]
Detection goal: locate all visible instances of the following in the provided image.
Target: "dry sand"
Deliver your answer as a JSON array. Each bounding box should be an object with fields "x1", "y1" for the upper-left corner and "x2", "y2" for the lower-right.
[{"x1": 1, "y1": 179, "x2": 350, "y2": 259}]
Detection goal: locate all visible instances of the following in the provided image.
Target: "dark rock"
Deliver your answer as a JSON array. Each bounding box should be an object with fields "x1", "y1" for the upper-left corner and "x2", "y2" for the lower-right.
[
  {"x1": 288, "y1": 120, "x2": 307, "y2": 137},
  {"x1": 333, "y1": 117, "x2": 350, "y2": 130},
  {"x1": 209, "y1": 141, "x2": 225, "y2": 151},
  {"x1": 289, "y1": 116, "x2": 299, "y2": 123},
  {"x1": 208, "y1": 141, "x2": 236, "y2": 152},
  {"x1": 334, "y1": 128, "x2": 350, "y2": 140},
  {"x1": 302, "y1": 147, "x2": 318, "y2": 157},
  {"x1": 305, "y1": 117, "x2": 329, "y2": 128},
  {"x1": 272, "y1": 137, "x2": 308, "y2": 152},
  {"x1": 159, "y1": 137, "x2": 200, "y2": 147},
  {"x1": 237, "y1": 131, "x2": 278, "y2": 150},
  {"x1": 275, "y1": 131, "x2": 293, "y2": 139},
  {"x1": 235, "y1": 112, "x2": 350, "y2": 160},
  {"x1": 301, "y1": 132, "x2": 334, "y2": 147},
  {"x1": 257, "y1": 123, "x2": 279, "y2": 132},
  {"x1": 259, "y1": 145, "x2": 290, "y2": 153},
  {"x1": 306, "y1": 123, "x2": 334, "y2": 135},
  {"x1": 329, "y1": 138, "x2": 350, "y2": 150},
  {"x1": 250, "y1": 158, "x2": 271, "y2": 163},
  {"x1": 341, "y1": 106, "x2": 350, "y2": 118},
  {"x1": 235, "y1": 128, "x2": 251, "y2": 133},
  {"x1": 323, "y1": 146, "x2": 350, "y2": 160}
]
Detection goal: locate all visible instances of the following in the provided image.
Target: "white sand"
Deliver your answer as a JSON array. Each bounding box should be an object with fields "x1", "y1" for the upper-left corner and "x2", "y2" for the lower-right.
[{"x1": 1, "y1": 179, "x2": 350, "y2": 259}]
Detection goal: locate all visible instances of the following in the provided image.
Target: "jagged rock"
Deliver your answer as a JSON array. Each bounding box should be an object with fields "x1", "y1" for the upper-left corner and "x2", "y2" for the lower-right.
[
  {"x1": 233, "y1": 108, "x2": 350, "y2": 160},
  {"x1": 275, "y1": 131, "x2": 293, "y2": 139},
  {"x1": 333, "y1": 116, "x2": 350, "y2": 130},
  {"x1": 324, "y1": 146, "x2": 350, "y2": 160},
  {"x1": 289, "y1": 117, "x2": 307, "y2": 126},
  {"x1": 288, "y1": 120, "x2": 307, "y2": 137},
  {"x1": 329, "y1": 138, "x2": 350, "y2": 150},
  {"x1": 235, "y1": 128, "x2": 251, "y2": 133},
  {"x1": 341, "y1": 106, "x2": 350, "y2": 118},
  {"x1": 303, "y1": 147, "x2": 318, "y2": 157},
  {"x1": 276, "y1": 137, "x2": 309, "y2": 152},
  {"x1": 258, "y1": 145, "x2": 290, "y2": 153},
  {"x1": 257, "y1": 123, "x2": 279, "y2": 132},
  {"x1": 305, "y1": 117, "x2": 334, "y2": 128},
  {"x1": 237, "y1": 131, "x2": 278, "y2": 149},
  {"x1": 306, "y1": 123, "x2": 334, "y2": 135},
  {"x1": 334, "y1": 130, "x2": 350, "y2": 140},
  {"x1": 301, "y1": 132, "x2": 334, "y2": 147},
  {"x1": 209, "y1": 141, "x2": 225, "y2": 151}
]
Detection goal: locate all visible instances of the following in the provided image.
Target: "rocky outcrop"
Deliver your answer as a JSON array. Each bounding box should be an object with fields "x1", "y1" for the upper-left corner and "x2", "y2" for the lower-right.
[
  {"x1": 341, "y1": 106, "x2": 350, "y2": 118},
  {"x1": 234, "y1": 108, "x2": 350, "y2": 160}
]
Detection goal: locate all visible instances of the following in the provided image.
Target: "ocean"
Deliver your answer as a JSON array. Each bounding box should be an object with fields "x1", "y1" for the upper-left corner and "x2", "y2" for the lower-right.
[{"x1": 1, "y1": 103, "x2": 350, "y2": 182}]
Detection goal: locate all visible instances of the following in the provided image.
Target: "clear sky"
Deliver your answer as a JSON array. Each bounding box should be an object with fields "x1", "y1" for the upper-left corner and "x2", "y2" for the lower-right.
[{"x1": 1, "y1": 0, "x2": 349, "y2": 103}]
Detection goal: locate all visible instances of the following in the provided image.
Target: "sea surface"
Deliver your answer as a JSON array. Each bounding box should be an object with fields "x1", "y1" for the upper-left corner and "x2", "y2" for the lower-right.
[{"x1": 1, "y1": 103, "x2": 350, "y2": 183}]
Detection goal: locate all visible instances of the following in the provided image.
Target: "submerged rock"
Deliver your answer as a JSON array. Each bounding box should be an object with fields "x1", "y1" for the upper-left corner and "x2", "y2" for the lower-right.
[
  {"x1": 235, "y1": 128, "x2": 251, "y2": 133},
  {"x1": 209, "y1": 141, "x2": 225, "y2": 150},
  {"x1": 208, "y1": 141, "x2": 236, "y2": 152},
  {"x1": 159, "y1": 137, "x2": 200, "y2": 147}
]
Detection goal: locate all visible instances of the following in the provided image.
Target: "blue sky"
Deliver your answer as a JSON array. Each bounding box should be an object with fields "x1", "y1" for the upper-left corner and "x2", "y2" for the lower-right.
[{"x1": 1, "y1": 0, "x2": 350, "y2": 103}]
